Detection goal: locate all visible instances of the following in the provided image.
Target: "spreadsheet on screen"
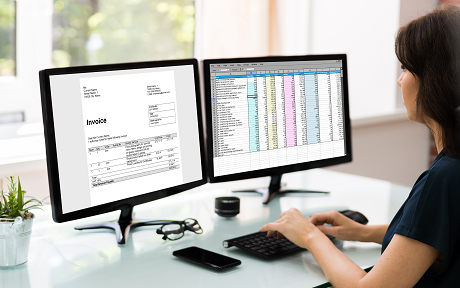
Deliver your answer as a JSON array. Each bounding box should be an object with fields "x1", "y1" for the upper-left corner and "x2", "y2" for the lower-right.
[{"x1": 209, "y1": 60, "x2": 346, "y2": 177}]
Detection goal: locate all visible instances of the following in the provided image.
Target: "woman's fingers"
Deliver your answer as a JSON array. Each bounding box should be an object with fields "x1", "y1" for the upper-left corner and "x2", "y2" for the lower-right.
[
  {"x1": 260, "y1": 223, "x2": 285, "y2": 239},
  {"x1": 276, "y1": 231, "x2": 285, "y2": 240},
  {"x1": 316, "y1": 224, "x2": 338, "y2": 238},
  {"x1": 312, "y1": 210, "x2": 364, "y2": 241},
  {"x1": 260, "y1": 212, "x2": 290, "y2": 237},
  {"x1": 309, "y1": 210, "x2": 340, "y2": 225},
  {"x1": 262, "y1": 209, "x2": 362, "y2": 243},
  {"x1": 259, "y1": 208, "x2": 328, "y2": 248},
  {"x1": 260, "y1": 222, "x2": 279, "y2": 233}
]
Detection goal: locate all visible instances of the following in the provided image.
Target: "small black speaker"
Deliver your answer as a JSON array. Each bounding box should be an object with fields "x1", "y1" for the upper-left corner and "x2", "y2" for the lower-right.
[{"x1": 215, "y1": 197, "x2": 240, "y2": 217}]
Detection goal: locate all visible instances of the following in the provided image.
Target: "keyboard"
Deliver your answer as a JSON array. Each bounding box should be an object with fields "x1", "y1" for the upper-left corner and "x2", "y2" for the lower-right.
[{"x1": 223, "y1": 231, "x2": 334, "y2": 259}]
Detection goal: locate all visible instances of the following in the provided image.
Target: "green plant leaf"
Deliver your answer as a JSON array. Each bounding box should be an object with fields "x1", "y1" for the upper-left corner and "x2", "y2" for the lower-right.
[
  {"x1": 24, "y1": 198, "x2": 40, "y2": 204},
  {"x1": 17, "y1": 177, "x2": 24, "y2": 211},
  {"x1": 25, "y1": 204, "x2": 43, "y2": 209},
  {"x1": 11, "y1": 210, "x2": 19, "y2": 218},
  {"x1": 25, "y1": 206, "x2": 43, "y2": 213},
  {"x1": 24, "y1": 198, "x2": 43, "y2": 206},
  {"x1": 7, "y1": 175, "x2": 15, "y2": 193},
  {"x1": 0, "y1": 175, "x2": 43, "y2": 219}
]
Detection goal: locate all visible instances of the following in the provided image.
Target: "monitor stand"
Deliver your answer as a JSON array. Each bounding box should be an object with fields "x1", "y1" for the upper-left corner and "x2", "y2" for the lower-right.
[
  {"x1": 74, "y1": 205, "x2": 167, "y2": 245},
  {"x1": 232, "y1": 174, "x2": 329, "y2": 204}
]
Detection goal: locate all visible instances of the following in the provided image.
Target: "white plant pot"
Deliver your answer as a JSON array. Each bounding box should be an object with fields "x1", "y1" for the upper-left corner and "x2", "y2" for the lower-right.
[{"x1": 0, "y1": 215, "x2": 34, "y2": 266}]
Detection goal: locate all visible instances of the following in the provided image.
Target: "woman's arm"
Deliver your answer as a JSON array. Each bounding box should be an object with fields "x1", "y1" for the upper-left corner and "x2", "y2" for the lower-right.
[
  {"x1": 309, "y1": 210, "x2": 388, "y2": 244},
  {"x1": 307, "y1": 233, "x2": 439, "y2": 288},
  {"x1": 360, "y1": 224, "x2": 388, "y2": 244},
  {"x1": 260, "y1": 208, "x2": 440, "y2": 288}
]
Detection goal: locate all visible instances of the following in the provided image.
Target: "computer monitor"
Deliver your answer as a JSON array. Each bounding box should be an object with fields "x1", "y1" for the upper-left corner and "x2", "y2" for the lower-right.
[
  {"x1": 39, "y1": 59, "x2": 206, "y2": 244},
  {"x1": 203, "y1": 54, "x2": 352, "y2": 204}
]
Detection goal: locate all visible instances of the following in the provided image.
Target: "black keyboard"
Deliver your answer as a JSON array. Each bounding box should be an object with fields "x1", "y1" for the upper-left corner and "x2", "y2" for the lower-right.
[{"x1": 222, "y1": 231, "x2": 304, "y2": 259}]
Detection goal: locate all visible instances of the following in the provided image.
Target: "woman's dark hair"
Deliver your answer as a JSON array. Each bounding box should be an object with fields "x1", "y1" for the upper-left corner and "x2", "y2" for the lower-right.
[{"x1": 395, "y1": 5, "x2": 460, "y2": 159}]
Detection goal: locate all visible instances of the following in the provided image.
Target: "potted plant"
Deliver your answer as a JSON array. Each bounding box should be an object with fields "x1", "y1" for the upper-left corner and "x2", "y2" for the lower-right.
[{"x1": 0, "y1": 176, "x2": 43, "y2": 266}]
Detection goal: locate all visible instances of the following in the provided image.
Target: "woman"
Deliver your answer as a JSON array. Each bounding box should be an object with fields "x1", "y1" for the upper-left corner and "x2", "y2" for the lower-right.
[{"x1": 260, "y1": 6, "x2": 460, "y2": 287}]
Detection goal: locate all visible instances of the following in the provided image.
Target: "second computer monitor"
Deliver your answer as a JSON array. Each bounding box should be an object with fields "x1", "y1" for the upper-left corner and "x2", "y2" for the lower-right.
[{"x1": 203, "y1": 54, "x2": 352, "y2": 203}]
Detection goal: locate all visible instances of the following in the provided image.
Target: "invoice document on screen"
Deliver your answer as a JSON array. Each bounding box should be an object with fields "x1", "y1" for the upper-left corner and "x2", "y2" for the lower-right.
[{"x1": 79, "y1": 70, "x2": 184, "y2": 206}]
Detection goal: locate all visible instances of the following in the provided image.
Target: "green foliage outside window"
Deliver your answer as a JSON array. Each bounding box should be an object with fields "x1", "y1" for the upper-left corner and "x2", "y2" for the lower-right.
[
  {"x1": 0, "y1": 0, "x2": 15, "y2": 76},
  {"x1": 52, "y1": 0, "x2": 195, "y2": 68}
]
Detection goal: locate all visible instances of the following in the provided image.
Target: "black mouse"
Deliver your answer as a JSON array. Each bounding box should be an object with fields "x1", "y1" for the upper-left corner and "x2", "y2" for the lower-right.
[{"x1": 339, "y1": 210, "x2": 369, "y2": 225}]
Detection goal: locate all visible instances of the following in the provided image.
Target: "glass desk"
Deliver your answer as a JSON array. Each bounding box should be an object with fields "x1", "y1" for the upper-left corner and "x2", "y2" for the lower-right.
[{"x1": 0, "y1": 169, "x2": 411, "y2": 288}]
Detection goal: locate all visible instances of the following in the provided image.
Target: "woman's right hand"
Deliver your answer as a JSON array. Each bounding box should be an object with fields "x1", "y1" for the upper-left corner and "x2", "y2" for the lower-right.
[{"x1": 309, "y1": 210, "x2": 366, "y2": 242}]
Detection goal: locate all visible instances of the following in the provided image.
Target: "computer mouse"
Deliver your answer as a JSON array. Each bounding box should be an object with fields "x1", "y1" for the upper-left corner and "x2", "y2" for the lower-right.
[{"x1": 339, "y1": 210, "x2": 369, "y2": 225}]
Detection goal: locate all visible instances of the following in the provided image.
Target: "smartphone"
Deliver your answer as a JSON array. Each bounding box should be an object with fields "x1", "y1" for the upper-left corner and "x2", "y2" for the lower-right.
[{"x1": 173, "y1": 246, "x2": 241, "y2": 271}]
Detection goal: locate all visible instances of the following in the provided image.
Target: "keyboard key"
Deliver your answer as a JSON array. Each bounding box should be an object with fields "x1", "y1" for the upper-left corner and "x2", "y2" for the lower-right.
[
  {"x1": 223, "y1": 231, "x2": 308, "y2": 259},
  {"x1": 286, "y1": 244, "x2": 298, "y2": 250}
]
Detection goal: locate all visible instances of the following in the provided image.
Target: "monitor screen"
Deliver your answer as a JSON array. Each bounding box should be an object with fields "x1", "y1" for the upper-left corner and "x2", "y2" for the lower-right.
[
  {"x1": 203, "y1": 55, "x2": 351, "y2": 182},
  {"x1": 40, "y1": 59, "x2": 206, "y2": 221}
]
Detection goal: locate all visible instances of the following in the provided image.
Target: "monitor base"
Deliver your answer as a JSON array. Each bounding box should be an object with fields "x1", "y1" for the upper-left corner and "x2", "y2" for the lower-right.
[
  {"x1": 233, "y1": 174, "x2": 329, "y2": 204},
  {"x1": 74, "y1": 205, "x2": 170, "y2": 244}
]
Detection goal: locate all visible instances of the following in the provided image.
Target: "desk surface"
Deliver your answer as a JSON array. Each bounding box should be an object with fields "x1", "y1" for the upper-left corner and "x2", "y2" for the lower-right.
[{"x1": 0, "y1": 169, "x2": 411, "y2": 288}]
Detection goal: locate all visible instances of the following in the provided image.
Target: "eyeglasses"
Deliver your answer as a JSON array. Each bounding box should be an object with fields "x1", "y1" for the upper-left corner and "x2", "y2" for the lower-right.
[
  {"x1": 137, "y1": 218, "x2": 202, "y2": 241},
  {"x1": 156, "y1": 218, "x2": 203, "y2": 240}
]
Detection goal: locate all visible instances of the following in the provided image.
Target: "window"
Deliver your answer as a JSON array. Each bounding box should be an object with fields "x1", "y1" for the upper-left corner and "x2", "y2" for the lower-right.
[
  {"x1": 52, "y1": 0, "x2": 195, "y2": 67},
  {"x1": 0, "y1": 0, "x2": 195, "y2": 123},
  {"x1": 0, "y1": 0, "x2": 15, "y2": 77}
]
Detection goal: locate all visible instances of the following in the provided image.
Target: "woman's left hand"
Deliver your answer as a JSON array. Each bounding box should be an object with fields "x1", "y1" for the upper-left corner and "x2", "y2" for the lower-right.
[{"x1": 259, "y1": 208, "x2": 324, "y2": 249}]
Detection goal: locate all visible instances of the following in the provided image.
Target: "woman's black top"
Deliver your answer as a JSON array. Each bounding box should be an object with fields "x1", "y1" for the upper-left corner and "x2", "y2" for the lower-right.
[{"x1": 381, "y1": 150, "x2": 460, "y2": 287}]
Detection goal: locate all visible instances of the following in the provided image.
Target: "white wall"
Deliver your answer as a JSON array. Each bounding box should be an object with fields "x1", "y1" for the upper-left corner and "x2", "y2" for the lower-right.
[
  {"x1": 0, "y1": 166, "x2": 50, "y2": 202},
  {"x1": 308, "y1": 0, "x2": 401, "y2": 119},
  {"x1": 197, "y1": 0, "x2": 270, "y2": 59},
  {"x1": 273, "y1": 0, "x2": 310, "y2": 55},
  {"x1": 315, "y1": 0, "x2": 437, "y2": 186},
  {"x1": 327, "y1": 114, "x2": 431, "y2": 187}
]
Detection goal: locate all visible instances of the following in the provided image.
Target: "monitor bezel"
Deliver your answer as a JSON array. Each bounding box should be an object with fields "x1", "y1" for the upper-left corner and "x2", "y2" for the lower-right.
[
  {"x1": 39, "y1": 58, "x2": 207, "y2": 223},
  {"x1": 203, "y1": 54, "x2": 352, "y2": 183}
]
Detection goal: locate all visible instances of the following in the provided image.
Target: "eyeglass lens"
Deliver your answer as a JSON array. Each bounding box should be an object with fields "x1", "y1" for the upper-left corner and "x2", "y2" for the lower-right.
[
  {"x1": 162, "y1": 224, "x2": 184, "y2": 240},
  {"x1": 185, "y1": 219, "x2": 202, "y2": 233}
]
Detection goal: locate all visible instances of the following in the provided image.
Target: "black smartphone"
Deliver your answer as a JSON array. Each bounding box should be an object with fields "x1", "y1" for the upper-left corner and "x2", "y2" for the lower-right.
[{"x1": 173, "y1": 246, "x2": 241, "y2": 271}]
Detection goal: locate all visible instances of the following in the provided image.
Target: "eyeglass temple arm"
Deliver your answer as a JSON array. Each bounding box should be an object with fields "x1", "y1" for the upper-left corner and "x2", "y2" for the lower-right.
[
  {"x1": 184, "y1": 225, "x2": 202, "y2": 232},
  {"x1": 130, "y1": 220, "x2": 179, "y2": 229}
]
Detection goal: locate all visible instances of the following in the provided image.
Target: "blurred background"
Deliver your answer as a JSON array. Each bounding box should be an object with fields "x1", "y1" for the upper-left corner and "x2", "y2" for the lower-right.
[{"x1": 0, "y1": 0, "x2": 455, "y2": 200}]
